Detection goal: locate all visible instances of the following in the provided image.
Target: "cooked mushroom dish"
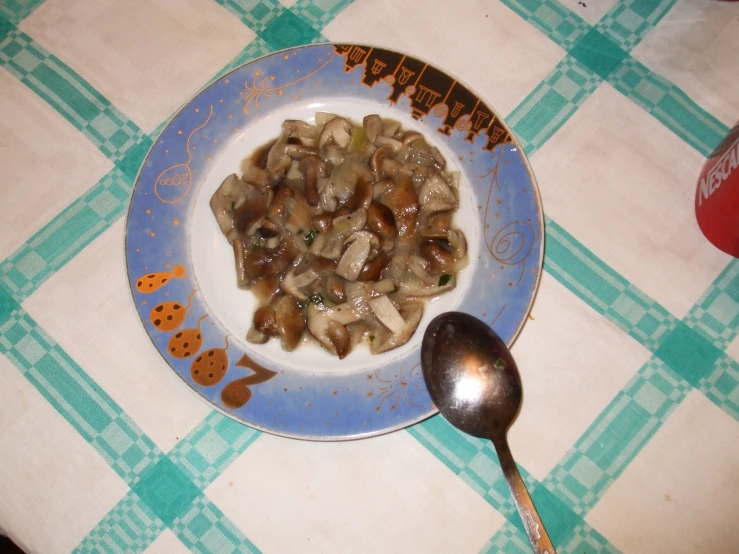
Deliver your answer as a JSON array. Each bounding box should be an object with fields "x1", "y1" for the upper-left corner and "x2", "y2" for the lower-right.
[{"x1": 210, "y1": 113, "x2": 468, "y2": 358}]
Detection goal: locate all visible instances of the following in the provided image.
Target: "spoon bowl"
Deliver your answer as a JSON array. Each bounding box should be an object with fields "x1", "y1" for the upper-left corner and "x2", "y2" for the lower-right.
[{"x1": 421, "y1": 312, "x2": 556, "y2": 554}]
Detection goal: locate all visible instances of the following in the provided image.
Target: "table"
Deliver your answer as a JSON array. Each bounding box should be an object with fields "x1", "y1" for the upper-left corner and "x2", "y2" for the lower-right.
[{"x1": 1, "y1": 1, "x2": 738, "y2": 553}]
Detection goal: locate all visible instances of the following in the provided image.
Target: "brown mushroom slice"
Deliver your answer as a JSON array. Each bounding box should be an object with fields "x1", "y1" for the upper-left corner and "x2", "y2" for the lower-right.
[
  {"x1": 318, "y1": 177, "x2": 338, "y2": 213},
  {"x1": 318, "y1": 117, "x2": 353, "y2": 149},
  {"x1": 284, "y1": 190, "x2": 313, "y2": 234},
  {"x1": 332, "y1": 208, "x2": 368, "y2": 235},
  {"x1": 248, "y1": 274, "x2": 280, "y2": 305},
  {"x1": 430, "y1": 146, "x2": 446, "y2": 171},
  {"x1": 267, "y1": 185, "x2": 293, "y2": 224},
  {"x1": 418, "y1": 173, "x2": 458, "y2": 214},
  {"x1": 246, "y1": 326, "x2": 269, "y2": 344},
  {"x1": 306, "y1": 303, "x2": 361, "y2": 357},
  {"x1": 382, "y1": 118, "x2": 402, "y2": 138},
  {"x1": 363, "y1": 114, "x2": 383, "y2": 144},
  {"x1": 342, "y1": 176, "x2": 372, "y2": 212},
  {"x1": 253, "y1": 303, "x2": 279, "y2": 336},
  {"x1": 380, "y1": 173, "x2": 419, "y2": 242},
  {"x1": 325, "y1": 274, "x2": 346, "y2": 303},
  {"x1": 311, "y1": 213, "x2": 334, "y2": 233},
  {"x1": 242, "y1": 164, "x2": 271, "y2": 189},
  {"x1": 408, "y1": 255, "x2": 439, "y2": 285},
  {"x1": 369, "y1": 300, "x2": 424, "y2": 355},
  {"x1": 275, "y1": 295, "x2": 306, "y2": 351},
  {"x1": 265, "y1": 130, "x2": 292, "y2": 178},
  {"x1": 281, "y1": 259, "x2": 320, "y2": 301},
  {"x1": 327, "y1": 320, "x2": 351, "y2": 359},
  {"x1": 447, "y1": 229, "x2": 468, "y2": 260},
  {"x1": 231, "y1": 239, "x2": 249, "y2": 288},
  {"x1": 210, "y1": 174, "x2": 265, "y2": 238},
  {"x1": 367, "y1": 202, "x2": 396, "y2": 238},
  {"x1": 399, "y1": 162, "x2": 430, "y2": 190},
  {"x1": 374, "y1": 135, "x2": 403, "y2": 152},
  {"x1": 369, "y1": 145, "x2": 394, "y2": 181},
  {"x1": 357, "y1": 250, "x2": 390, "y2": 282},
  {"x1": 372, "y1": 178, "x2": 394, "y2": 200},
  {"x1": 300, "y1": 155, "x2": 325, "y2": 206},
  {"x1": 420, "y1": 211, "x2": 451, "y2": 239},
  {"x1": 335, "y1": 231, "x2": 379, "y2": 282},
  {"x1": 283, "y1": 119, "x2": 320, "y2": 146},
  {"x1": 420, "y1": 241, "x2": 456, "y2": 274},
  {"x1": 244, "y1": 236, "x2": 300, "y2": 280}
]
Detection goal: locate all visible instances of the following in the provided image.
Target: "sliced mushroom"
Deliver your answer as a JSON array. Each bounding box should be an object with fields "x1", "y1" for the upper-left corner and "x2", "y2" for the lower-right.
[
  {"x1": 380, "y1": 173, "x2": 419, "y2": 242},
  {"x1": 246, "y1": 326, "x2": 269, "y2": 344},
  {"x1": 369, "y1": 301, "x2": 424, "y2": 354},
  {"x1": 357, "y1": 251, "x2": 390, "y2": 282},
  {"x1": 311, "y1": 214, "x2": 333, "y2": 233},
  {"x1": 285, "y1": 144, "x2": 319, "y2": 159},
  {"x1": 402, "y1": 131, "x2": 424, "y2": 146},
  {"x1": 283, "y1": 119, "x2": 320, "y2": 145},
  {"x1": 267, "y1": 185, "x2": 293, "y2": 223},
  {"x1": 382, "y1": 118, "x2": 402, "y2": 138},
  {"x1": 210, "y1": 174, "x2": 267, "y2": 239},
  {"x1": 318, "y1": 177, "x2": 337, "y2": 212},
  {"x1": 265, "y1": 130, "x2": 292, "y2": 178},
  {"x1": 363, "y1": 114, "x2": 383, "y2": 144},
  {"x1": 408, "y1": 255, "x2": 438, "y2": 285},
  {"x1": 243, "y1": 236, "x2": 299, "y2": 280},
  {"x1": 374, "y1": 136, "x2": 403, "y2": 152},
  {"x1": 232, "y1": 239, "x2": 249, "y2": 288},
  {"x1": 280, "y1": 258, "x2": 320, "y2": 301},
  {"x1": 300, "y1": 155, "x2": 324, "y2": 206},
  {"x1": 242, "y1": 164, "x2": 271, "y2": 189},
  {"x1": 284, "y1": 190, "x2": 313, "y2": 234},
  {"x1": 418, "y1": 173, "x2": 457, "y2": 213},
  {"x1": 343, "y1": 176, "x2": 372, "y2": 212},
  {"x1": 336, "y1": 231, "x2": 379, "y2": 282},
  {"x1": 420, "y1": 241, "x2": 456, "y2": 274},
  {"x1": 420, "y1": 211, "x2": 451, "y2": 239},
  {"x1": 319, "y1": 117, "x2": 352, "y2": 149},
  {"x1": 325, "y1": 274, "x2": 346, "y2": 303},
  {"x1": 447, "y1": 228, "x2": 467, "y2": 260},
  {"x1": 369, "y1": 278, "x2": 396, "y2": 294},
  {"x1": 367, "y1": 203, "x2": 396, "y2": 238},
  {"x1": 430, "y1": 146, "x2": 446, "y2": 171},
  {"x1": 253, "y1": 303, "x2": 279, "y2": 335},
  {"x1": 248, "y1": 274, "x2": 281, "y2": 305},
  {"x1": 306, "y1": 303, "x2": 361, "y2": 357},
  {"x1": 327, "y1": 320, "x2": 351, "y2": 359},
  {"x1": 275, "y1": 295, "x2": 305, "y2": 351},
  {"x1": 370, "y1": 145, "x2": 393, "y2": 181},
  {"x1": 399, "y1": 162, "x2": 430, "y2": 190}
]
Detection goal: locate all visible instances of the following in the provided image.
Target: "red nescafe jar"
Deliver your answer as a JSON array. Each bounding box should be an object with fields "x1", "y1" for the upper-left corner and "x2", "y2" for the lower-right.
[{"x1": 695, "y1": 123, "x2": 739, "y2": 257}]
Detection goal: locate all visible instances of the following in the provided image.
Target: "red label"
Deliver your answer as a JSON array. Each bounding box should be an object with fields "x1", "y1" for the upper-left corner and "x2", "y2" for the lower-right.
[{"x1": 695, "y1": 124, "x2": 739, "y2": 257}]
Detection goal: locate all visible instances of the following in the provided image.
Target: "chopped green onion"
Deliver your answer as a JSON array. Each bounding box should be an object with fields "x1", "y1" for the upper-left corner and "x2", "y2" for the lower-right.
[
  {"x1": 439, "y1": 273, "x2": 452, "y2": 286},
  {"x1": 304, "y1": 228, "x2": 319, "y2": 246},
  {"x1": 308, "y1": 293, "x2": 324, "y2": 304},
  {"x1": 494, "y1": 358, "x2": 507, "y2": 370}
]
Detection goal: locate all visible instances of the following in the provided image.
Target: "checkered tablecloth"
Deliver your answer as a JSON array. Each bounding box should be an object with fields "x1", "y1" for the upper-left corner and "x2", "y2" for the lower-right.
[{"x1": 1, "y1": 1, "x2": 738, "y2": 553}]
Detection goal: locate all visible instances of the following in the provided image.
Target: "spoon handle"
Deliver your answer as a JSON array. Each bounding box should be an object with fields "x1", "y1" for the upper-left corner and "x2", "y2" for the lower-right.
[{"x1": 492, "y1": 437, "x2": 556, "y2": 554}]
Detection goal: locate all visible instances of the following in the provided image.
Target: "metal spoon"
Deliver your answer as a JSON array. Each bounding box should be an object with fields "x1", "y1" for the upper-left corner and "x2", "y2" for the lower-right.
[{"x1": 421, "y1": 312, "x2": 556, "y2": 554}]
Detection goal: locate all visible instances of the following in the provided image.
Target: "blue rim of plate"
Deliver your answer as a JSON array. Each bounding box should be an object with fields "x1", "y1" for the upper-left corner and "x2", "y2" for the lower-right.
[{"x1": 124, "y1": 43, "x2": 544, "y2": 441}]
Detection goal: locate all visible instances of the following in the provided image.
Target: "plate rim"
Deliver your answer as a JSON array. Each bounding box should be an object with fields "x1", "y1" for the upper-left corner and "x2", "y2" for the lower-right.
[{"x1": 123, "y1": 42, "x2": 545, "y2": 441}]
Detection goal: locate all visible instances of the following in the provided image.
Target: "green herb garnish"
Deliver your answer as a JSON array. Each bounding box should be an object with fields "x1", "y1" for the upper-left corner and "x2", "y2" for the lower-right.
[
  {"x1": 439, "y1": 273, "x2": 452, "y2": 286},
  {"x1": 308, "y1": 293, "x2": 324, "y2": 304},
  {"x1": 369, "y1": 335, "x2": 375, "y2": 343},
  {"x1": 304, "y1": 228, "x2": 319, "y2": 246},
  {"x1": 231, "y1": 201, "x2": 236, "y2": 210}
]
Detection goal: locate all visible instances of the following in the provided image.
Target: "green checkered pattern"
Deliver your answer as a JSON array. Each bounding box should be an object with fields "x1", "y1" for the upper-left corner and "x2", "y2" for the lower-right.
[{"x1": 0, "y1": 0, "x2": 736, "y2": 552}]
